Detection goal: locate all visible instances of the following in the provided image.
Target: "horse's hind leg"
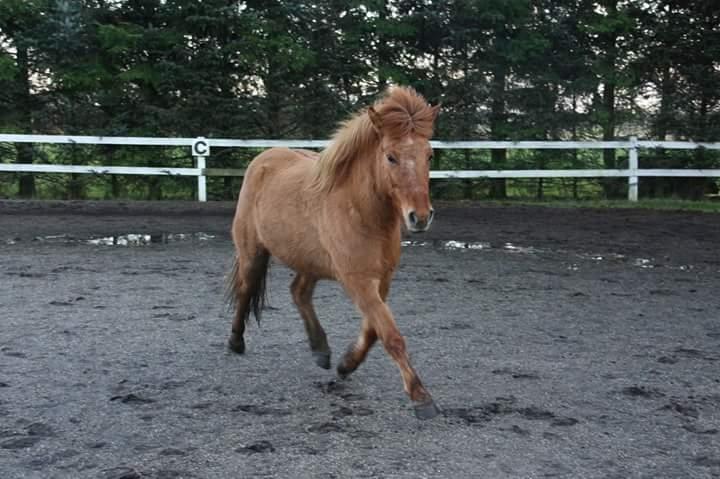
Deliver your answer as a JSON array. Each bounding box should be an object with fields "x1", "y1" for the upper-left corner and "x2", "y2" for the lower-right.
[
  {"x1": 227, "y1": 249, "x2": 270, "y2": 354},
  {"x1": 290, "y1": 274, "x2": 331, "y2": 369}
]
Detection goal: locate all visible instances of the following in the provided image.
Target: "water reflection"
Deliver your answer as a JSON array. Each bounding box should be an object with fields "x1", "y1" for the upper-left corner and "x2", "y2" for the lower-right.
[
  {"x1": 633, "y1": 258, "x2": 655, "y2": 269},
  {"x1": 401, "y1": 240, "x2": 492, "y2": 250},
  {"x1": 400, "y1": 240, "x2": 694, "y2": 271},
  {"x1": 89, "y1": 232, "x2": 215, "y2": 246},
  {"x1": 4, "y1": 233, "x2": 696, "y2": 272},
  {"x1": 501, "y1": 242, "x2": 537, "y2": 254},
  {"x1": 30, "y1": 232, "x2": 215, "y2": 246}
]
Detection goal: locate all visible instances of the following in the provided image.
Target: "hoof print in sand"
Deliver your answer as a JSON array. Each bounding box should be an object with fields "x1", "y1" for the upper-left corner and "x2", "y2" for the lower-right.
[
  {"x1": 236, "y1": 440, "x2": 275, "y2": 454},
  {"x1": 683, "y1": 424, "x2": 718, "y2": 435},
  {"x1": 694, "y1": 456, "x2": 720, "y2": 468},
  {"x1": 661, "y1": 400, "x2": 700, "y2": 419},
  {"x1": 159, "y1": 448, "x2": 188, "y2": 457},
  {"x1": 314, "y1": 380, "x2": 367, "y2": 401},
  {"x1": 306, "y1": 422, "x2": 345, "y2": 433},
  {"x1": 502, "y1": 424, "x2": 530, "y2": 435},
  {"x1": 518, "y1": 406, "x2": 555, "y2": 420},
  {"x1": 551, "y1": 417, "x2": 580, "y2": 427},
  {"x1": 332, "y1": 406, "x2": 374, "y2": 418},
  {"x1": 491, "y1": 367, "x2": 540, "y2": 380},
  {"x1": 110, "y1": 393, "x2": 155, "y2": 404},
  {"x1": 1, "y1": 436, "x2": 41, "y2": 449},
  {"x1": 100, "y1": 467, "x2": 142, "y2": 479},
  {"x1": 444, "y1": 397, "x2": 576, "y2": 428},
  {"x1": 27, "y1": 422, "x2": 55, "y2": 437},
  {"x1": 620, "y1": 385, "x2": 665, "y2": 399},
  {"x1": 234, "y1": 404, "x2": 290, "y2": 417}
]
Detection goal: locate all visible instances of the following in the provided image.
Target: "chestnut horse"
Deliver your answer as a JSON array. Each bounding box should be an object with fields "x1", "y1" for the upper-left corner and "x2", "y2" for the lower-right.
[{"x1": 227, "y1": 87, "x2": 440, "y2": 419}]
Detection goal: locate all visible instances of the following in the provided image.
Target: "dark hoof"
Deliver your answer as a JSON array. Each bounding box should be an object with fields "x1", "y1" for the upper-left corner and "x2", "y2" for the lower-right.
[
  {"x1": 228, "y1": 335, "x2": 245, "y2": 354},
  {"x1": 313, "y1": 351, "x2": 331, "y2": 370},
  {"x1": 336, "y1": 363, "x2": 351, "y2": 379},
  {"x1": 414, "y1": 400, "x2": 440, "y2": 420},
  {"x1": 336, "y1": 356, "x2": 357, "y2": 379}
]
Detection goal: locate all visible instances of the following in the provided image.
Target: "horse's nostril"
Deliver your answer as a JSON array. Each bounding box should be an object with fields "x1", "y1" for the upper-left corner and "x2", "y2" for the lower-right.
[
  {"x1": 408, "y1": 211, "x2": 417, "y2": 225},
  {"x1": 428, "y1": 208, "x2": 435, "y2": 222}
]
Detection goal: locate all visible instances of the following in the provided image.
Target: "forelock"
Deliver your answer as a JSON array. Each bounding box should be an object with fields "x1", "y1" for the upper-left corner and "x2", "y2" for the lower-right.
[{"x1": 374, "y1": 87, "x2": 437, "y2": 140}]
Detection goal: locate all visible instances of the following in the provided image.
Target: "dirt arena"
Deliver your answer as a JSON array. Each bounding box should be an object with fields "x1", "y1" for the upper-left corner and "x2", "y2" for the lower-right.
[{"x1": 1, "y1": 200, "x2": 719, "y2": 478}]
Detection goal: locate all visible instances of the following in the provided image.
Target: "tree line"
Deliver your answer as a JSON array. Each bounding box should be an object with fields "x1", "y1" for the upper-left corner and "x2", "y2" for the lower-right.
[{"x1": 1, "y1": 0, "x2": 719, "y2": 201}]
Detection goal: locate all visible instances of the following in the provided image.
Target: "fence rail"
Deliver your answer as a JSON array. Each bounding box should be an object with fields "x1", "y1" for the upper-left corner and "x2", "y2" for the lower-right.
[{"x1": 2, "y1": 134, "x2": 720, "y2": 202}]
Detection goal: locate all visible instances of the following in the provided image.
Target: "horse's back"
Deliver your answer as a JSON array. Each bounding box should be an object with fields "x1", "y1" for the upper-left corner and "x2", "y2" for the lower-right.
[
  {"x1": 244, "y1": 147, "x2": 316, "y2": 179},
  {"x1": 236, "y1": 147, "x2": 313, "y2": 199},
  {"x1": 235, "y1": 146, "x2": 314, "y2": 217}
]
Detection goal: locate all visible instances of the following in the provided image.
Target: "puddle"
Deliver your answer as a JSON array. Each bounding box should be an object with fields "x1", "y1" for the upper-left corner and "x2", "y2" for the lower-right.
[
  {"x1": 402, "y1": 240, "x2": 542, "y2": 254},
  {"x1": 578, "y1": 253, "x2": 627, "y2": 262},
  {"x1": 4, "y1": 233, "x2": 697, "y2": 272},
  {"x1": 402, "y1": 240, "x2": 543, "y2": 256},
  {"x1": 402, "y1": 240, "x2": 695, "y2": 271},
  {"x1": 633, "y1": 258, "x2": 655, "y2": 269},
  {"x1": 402, "y1": 240, "x2": 495, "y2": 251},
  {"x1": 501, "y1": 242, "x2": 539, "y2": 254},
  {"x1": 28, "y1": 232, "x2": 215, "y2": 246},
  {"x1": 575, "y1": 252, "x2": 631, "y2": 264}
]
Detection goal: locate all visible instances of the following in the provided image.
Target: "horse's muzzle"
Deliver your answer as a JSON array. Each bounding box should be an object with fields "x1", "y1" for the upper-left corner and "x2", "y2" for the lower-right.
[{"x1": 407, "y1": 208, "x2": 434, "y2": 233}]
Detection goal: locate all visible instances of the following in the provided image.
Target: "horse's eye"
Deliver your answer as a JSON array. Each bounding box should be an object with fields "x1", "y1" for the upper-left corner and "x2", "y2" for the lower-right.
[
  {"x1": 387, "y1": 155, "x2": 398, "y2": 165},
  {"x1": 428, "y1": 154, "x2": 434, "y2": 163}
]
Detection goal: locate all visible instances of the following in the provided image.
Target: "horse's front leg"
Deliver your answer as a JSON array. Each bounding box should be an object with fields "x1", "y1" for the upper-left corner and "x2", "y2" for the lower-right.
[
  {"x1": 337, "y1": 316, "x2": 377, "y2": 378},
  {"x1": 337, "y1": 277, "x2": 389, "y2": 378},
  {"x1": 342, "y1": 277, "x2": 439, "y2": 420}
]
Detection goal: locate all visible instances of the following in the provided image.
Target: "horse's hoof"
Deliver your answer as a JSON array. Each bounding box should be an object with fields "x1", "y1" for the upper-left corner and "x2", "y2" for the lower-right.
[
  {"x1": 228, "y1": 336, "x2": 245, "y2": 354},
  {"x1": 336, "y1": 356, "x2": 356, "y2": 379},
  {"x1": 313, "y1": 351, "x2": 331, "y2": 370},
  {"x1": 414, "y1": 400, "x2": 440, "y2": 420},
  {"x1": 336, "y1": 364, "x2": 350, "y2": 379}
]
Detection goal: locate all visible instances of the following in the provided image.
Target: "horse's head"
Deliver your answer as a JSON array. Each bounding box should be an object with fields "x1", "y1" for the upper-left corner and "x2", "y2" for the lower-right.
[{"x1": 368, "y1": 88, "x2": 440, "y2": 233}]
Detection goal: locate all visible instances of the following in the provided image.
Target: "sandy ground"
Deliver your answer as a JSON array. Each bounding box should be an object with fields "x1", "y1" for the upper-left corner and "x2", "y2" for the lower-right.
[{"x1": 0, "y1": 200, "x2": 719, "y2": 478}]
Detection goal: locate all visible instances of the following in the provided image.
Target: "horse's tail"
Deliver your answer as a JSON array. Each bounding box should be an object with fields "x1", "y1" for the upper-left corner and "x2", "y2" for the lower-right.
[{"x1": 225, "y1": 252, "x2": 270, "y2": 325}]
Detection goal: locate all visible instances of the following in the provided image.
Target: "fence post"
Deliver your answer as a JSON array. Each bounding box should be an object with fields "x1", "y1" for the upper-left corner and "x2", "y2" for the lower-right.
[
  {"x1": 192, "y1": 137, "x2": 209, "y2": 202},
  {"x1": 628, "y1": 136, "x2": 638, "y2": 202}
]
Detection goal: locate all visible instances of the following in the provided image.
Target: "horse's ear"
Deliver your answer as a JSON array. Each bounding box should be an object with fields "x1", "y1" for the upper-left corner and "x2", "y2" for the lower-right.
[
  {"x1": 431, "y1": 104, "x2": 441, "y2": 122},
  {"x1": 368, "y1": 106, "x2": 383, "y2": 134}
]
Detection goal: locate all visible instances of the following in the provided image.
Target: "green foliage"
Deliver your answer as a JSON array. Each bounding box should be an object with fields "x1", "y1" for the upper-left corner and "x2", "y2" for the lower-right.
[
  {"x1": 0, "y1": 54, "x2": 16, "y2": 82},
  {"x1": 97, "y1": 24, "x2": 143, "y2": 55},
  {"x1": 0, "y1": 0, "x2": 718, "y2": 201}
]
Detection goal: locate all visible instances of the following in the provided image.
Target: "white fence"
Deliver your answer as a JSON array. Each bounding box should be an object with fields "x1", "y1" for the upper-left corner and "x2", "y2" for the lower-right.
[{"x1": 1, "y1": 134, "x2": 720, "y2": 201}]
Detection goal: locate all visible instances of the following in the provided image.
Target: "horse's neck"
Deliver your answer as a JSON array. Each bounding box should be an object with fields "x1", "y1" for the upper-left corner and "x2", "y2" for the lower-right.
[{"x1": 344, "y1": 147, "x2": 401, "y2": 232}]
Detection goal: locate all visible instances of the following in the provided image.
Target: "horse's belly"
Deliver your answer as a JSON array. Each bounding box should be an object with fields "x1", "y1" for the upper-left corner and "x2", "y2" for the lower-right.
[
  {"x1": 258, "y1": 216, "x2": 334, "y2": 277},
  {"x1": 270, "y1": 240, "x2": 335, "y2": 279}
]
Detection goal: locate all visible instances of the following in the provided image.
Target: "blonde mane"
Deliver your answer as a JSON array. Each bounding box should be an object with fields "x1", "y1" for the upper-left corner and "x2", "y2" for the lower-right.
[{"x1": 311, "y1": 87, "x2": 437, "y2": 192}]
